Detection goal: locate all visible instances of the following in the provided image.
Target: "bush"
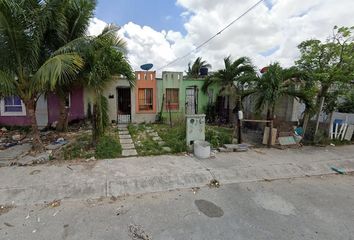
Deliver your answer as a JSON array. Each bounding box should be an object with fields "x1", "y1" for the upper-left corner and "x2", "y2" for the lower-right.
[
  {"x1": 205, "y1": 128, "x2": 232, "y2": 148},
  {"x1": 95, "y1": 135, "x2": 122, "y2": 159}
]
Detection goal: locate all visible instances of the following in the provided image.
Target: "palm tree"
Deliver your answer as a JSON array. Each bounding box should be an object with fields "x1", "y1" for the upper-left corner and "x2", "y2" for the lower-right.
[
  {"x1": 186, "y1": 57, "x2": 211, "y2": 78},
  {"x1": 69, "y1": 25, "x2": 135, "y2": 144},
  {"x1": 0, "y1": 0, "x2": 84, "y2": 151},
  {"x1": 202, "y1": 56, "x2": 257, "y2": 109},
  {"x1": 53, "y1": 0, "x2": 96, "y2": 132},
  {"x1": 202, "y1": 56, "x2": 256, "y2": 143},
  {"x1": 254, "y1": 63, "x2": 306, "y2": 121}
]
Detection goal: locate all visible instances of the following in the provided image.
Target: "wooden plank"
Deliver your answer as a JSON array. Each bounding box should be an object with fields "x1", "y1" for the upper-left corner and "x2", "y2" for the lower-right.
[
  {"x1": 262, "y1": 127, "x2": 277, "y2": 145},
  {"x1": 242, "y1": 119, "x2": 271, "y2": 123},
  {"x1": 278, "y1": 136, "x2": 297, "y2": 146},
  {"x1": 344, "y1": 125, "x2": 354, "y2": 141}
]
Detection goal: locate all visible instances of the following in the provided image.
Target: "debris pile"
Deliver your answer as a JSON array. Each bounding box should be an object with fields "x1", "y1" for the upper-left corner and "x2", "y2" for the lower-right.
[{"x1": 128, "y1": 224, "x2": 152, "y2": 240}]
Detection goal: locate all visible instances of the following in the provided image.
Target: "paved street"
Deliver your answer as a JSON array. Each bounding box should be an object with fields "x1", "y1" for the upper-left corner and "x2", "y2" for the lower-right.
[
  {"x1": 1, "y1": 174, "x2": 354, "y2": 240},
  {"x1": 0, "y1": 145, "x2": 354, "y2": 205}
]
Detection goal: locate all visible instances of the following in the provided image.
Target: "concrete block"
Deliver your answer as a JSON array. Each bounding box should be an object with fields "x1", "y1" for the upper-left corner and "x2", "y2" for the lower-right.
[
  {"x1": 118, "y1": 131, "x2": 129, "y2": 135},
  {"x1": 121, "y1": 144, "x2": 135, "y2": 150},
  {"x1": 119, "y1": 135, "x2": 132, "y2": 139},
  {"x1": 122, "y1": 149, "x2": 137, "y2": 157},
  {"x1": 148, "y1": 132, "x2": 159, "y2": 137},
  {"x1": 152, "y1": 136, "x2": 162, "y2": 141},
  {"x1": 120, "y1": 139, "x2": 133, "y2": 144},
  {"x1": 162, "y1": 147, "x2": 172, "y2": 152}
]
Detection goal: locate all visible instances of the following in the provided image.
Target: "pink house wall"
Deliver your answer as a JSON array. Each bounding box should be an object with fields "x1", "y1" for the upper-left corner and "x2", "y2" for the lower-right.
[{"x1": 47, "y1": 87, "x2": 85, "y2": 124}]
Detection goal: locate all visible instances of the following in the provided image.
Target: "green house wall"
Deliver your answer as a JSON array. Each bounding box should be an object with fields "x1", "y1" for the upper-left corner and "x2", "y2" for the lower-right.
[{"x1": 157, "y1": 71, "x2": 220, "y2": 122}]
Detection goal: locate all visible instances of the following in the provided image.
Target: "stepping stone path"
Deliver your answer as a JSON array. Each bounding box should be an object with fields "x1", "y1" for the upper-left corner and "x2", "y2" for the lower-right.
[
  {"x1": 118, "y1": 124, "x2": 137, "y2": 157},
  {"x1": 146, "y1": 127, "x2": 171, "y2": 153}
]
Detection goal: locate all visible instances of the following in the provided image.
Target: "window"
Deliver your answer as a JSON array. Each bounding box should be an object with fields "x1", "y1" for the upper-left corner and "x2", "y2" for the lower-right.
[
  {"x1": 138, "y1": 88, "x2": 153, "y2": 111},
  {"x1": 0, "y1": 96, "x2": 26, "y2": 116},
  {"x1": 166, "y1": 88, "x2": 179, "y2": 110},
  {"x1": 65, "y1": 93, "x2": 71, "y2": 108}
]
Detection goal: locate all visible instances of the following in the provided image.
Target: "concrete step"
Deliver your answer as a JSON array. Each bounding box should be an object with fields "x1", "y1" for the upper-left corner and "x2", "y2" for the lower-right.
[{"x1": 122, "y1": 149, "x2": 138, "y2": 157}]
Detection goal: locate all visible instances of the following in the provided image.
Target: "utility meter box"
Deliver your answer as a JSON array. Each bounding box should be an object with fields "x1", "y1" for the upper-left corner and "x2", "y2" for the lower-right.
[{"x1": 186, "y1": 114, "x2": 206, "y2": 150}]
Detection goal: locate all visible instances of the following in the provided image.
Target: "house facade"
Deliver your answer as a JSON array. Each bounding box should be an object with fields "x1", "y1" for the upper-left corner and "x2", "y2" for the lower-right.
[
  {"x1": 0, "y1": 86, "x2": 85, "y2": 128},
  {"x1": 1, "y1": 70, "x2": 306, "y2": 127}
]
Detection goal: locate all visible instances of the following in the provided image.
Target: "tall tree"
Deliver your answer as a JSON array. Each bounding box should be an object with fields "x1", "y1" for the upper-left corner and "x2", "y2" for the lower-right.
[
  {"x1": 53, "y1": 0, "x2": 96, "y2": 132},
  {"x1": 202, "y1": 56, "x2": 256, "y2": 143},
  {"x1": 296, "y1": 26, "x2": 354, "y2": 136},
  {"x1": 202, "y1": 56, "x2": 256, "y2": 108},
  {"x1": 61, "y1": 25, "x2": 135, "y2": 144},
  {"x1": 186, "y1": 57, "x2": 211, "y2": 78},
  {"x1": 0, "y1": 0, "x2": 84, "y2": 151},
  {"x1": 254, "y1": 63, "x2": 305, "y2": 121}
]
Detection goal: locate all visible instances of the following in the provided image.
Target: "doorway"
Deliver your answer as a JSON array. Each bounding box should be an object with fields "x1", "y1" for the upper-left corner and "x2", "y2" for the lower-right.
[
  {"x1": 117, "y1": 87, "x2": 131, "y2": 123},
  {"x1": 185, "y1": 87, "x2": 198, "y2": 115}
]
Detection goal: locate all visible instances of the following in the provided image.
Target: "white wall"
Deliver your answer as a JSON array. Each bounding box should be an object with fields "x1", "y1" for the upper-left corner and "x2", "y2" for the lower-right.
[{"x1": 331, "y1": 112, "x2": 354, "y2": 125}]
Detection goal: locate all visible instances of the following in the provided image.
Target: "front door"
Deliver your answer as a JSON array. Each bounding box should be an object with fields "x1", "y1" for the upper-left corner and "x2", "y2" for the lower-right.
[
  {"x1": 186, "y1": 88, "x2": 197, "y2": 115},
  {"x1": 117, "y1": 88, "x2": 131, "y2": 123}
]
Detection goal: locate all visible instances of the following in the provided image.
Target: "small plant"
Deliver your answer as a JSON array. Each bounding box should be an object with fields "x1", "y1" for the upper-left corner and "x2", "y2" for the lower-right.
[
  {"x1": 205, "y1": 126, "x2": 233, "y2": 148},
  {"x1": 63, "y1": 134, "x2": 92, "y2": 160}
]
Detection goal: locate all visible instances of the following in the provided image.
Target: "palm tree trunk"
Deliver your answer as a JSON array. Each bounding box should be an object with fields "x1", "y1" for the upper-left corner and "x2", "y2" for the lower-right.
[
  {"x1": 92, "y1": 102, "x2": 98, "y2": 146},
  {"x1": 92, "y1": 92, "x2": 103, "y2": 145},
  {"x1": 25, "y1": 99, "x2": 44, "y2": 151},
  {"x1": 302, "y1": 112, "x2": 310, "y2": 138},
  {"x1": 56, "y1": 95, "x2": 69, "y2": 132}
]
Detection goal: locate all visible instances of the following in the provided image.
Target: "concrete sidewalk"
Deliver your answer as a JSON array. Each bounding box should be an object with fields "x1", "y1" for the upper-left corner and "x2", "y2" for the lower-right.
[{"x1": 0, "y1": 145, "x2": 353, "y2": 205}]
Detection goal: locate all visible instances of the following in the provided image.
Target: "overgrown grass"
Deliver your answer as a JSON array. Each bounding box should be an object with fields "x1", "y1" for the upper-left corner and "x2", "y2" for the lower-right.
[
  {"x1": 63, "y1": 134, "x2": 94, "y2": 160},
  {"x1": 95, "y1": 135, "x2": 122, "y2": 159},
  {"x1": 128, "y1": 124, "x2": 165, "y2": 156},
  {"x1": 153, "y1": 124, "x2": 187, "y2": 153},
  {"x1": 128, "y1": 123, "x2": 234, "y2": 155},
  {"x1": 63, "y1": 132, "x2": 122, "y2": 160}
]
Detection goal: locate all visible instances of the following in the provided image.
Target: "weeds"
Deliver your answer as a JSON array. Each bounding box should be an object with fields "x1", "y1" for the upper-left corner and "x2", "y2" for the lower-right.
[{"x1": 95, "y1": 135, "x2": 122, "y2": 159}]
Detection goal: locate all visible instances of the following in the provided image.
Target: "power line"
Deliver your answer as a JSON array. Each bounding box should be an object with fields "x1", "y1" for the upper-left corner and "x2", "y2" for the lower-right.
[{"x1": 157, "y1": 0, "x2": 265, "y2": 71}]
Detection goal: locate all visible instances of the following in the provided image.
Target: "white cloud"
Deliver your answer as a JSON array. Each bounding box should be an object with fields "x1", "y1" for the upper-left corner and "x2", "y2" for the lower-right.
[
  {"x1": 87, "y1": 17, "x2": 107, "y2": 36},
  {"x1": 89, "y1": 0, "x2": 354, "y2": 76}
]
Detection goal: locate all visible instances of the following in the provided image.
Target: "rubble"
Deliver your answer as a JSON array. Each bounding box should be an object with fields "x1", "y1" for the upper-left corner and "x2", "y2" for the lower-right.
[{"x1": 128, "y1": 224, "x2": 152, "y2": 240}]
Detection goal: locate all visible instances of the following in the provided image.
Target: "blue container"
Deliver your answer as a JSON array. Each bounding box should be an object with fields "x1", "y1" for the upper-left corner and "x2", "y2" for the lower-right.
[{"x1": 200, "y1": 67, "x2": 209, "y2": 76}]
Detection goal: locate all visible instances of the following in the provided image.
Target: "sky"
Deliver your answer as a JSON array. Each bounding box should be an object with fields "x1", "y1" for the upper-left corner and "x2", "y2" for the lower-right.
[{"x1": 89, "y1": 0, "x2": 354, "y2": 76}]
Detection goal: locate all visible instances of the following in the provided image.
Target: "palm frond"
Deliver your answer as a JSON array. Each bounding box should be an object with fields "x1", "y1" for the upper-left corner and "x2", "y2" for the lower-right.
[
  {"x1": 0, "y1": 70, "x2": 16, "y2": 97},
  {"x1": 32, "y1": 53, "x2": 84, "y2": 91}
]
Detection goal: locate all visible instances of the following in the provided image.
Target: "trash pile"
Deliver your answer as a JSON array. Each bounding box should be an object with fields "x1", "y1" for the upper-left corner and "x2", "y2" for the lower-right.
[
  {"x1": 0, "y1": 127, "x2": 73, "y2": 166},
  {"x1": 0, "y1": 127, "x2": 29, "y2": 150}
]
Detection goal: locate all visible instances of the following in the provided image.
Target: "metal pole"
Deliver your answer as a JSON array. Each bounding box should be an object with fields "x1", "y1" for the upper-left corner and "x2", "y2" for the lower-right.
[
  {"x1": 268, "y1": 120, "x2": 273, "y2": 148},
  {"x1": 168, "y1": 100, "x2": 172, "y2": 128}
]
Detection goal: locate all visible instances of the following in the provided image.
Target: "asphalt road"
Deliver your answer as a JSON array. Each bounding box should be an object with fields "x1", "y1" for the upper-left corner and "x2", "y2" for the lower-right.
[{"x1": 1, "y1": 174, "x2": 354, "y2": 240}]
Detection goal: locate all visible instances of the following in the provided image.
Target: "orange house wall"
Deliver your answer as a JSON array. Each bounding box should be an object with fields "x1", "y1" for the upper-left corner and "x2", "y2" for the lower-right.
[{"x1": 135, "y1": 71, "x2": 157, "y2": 114}]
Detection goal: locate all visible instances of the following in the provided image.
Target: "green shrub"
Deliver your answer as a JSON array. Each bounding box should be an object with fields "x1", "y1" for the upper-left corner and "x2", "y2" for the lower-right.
[
  {"x1": 206, "y1": 127, "x2": 233, "y2": 148},
  {"x1": 95, "y1": 135, "x2": 122, "y2": 159}
]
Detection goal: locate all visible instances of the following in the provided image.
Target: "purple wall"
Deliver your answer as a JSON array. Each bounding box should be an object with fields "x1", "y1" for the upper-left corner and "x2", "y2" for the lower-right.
[
  {"x1": 0, "y1": 116, "x2": 31, "y2": 126},
  {"x1": 0, "y1": 87, "x2": 85, "y2": 127},
  {"x1": 47, "y1": 86, "x2": 85, "y2": 124}
]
